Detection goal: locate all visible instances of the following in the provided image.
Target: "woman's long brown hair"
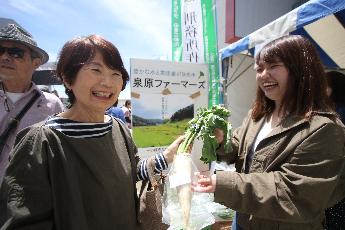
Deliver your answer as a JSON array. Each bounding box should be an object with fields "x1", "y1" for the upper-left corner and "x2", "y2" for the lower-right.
[{"x1": 252, "y1": 35, "x2": 333, "y2": 121}]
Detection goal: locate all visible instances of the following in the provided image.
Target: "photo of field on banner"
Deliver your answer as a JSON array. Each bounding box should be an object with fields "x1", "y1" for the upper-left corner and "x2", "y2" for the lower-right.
[{"x1": 130, "y1": 58, "x2": 209, "y2": 170}]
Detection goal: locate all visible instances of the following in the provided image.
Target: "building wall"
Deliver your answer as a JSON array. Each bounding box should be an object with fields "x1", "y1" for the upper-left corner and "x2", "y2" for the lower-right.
[
  {"x1": 216, "y1": 0, "x2": 306, "y2": 48},
  {"x1": 216, "y1": 0, "x2": 228, "y2": 50},
  {"x1": 235, "y1": 0, "x2": 299, "y2": 37}
]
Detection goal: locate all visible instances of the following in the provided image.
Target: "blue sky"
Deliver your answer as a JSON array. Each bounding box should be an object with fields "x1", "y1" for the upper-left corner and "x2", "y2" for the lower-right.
[{"x1": 1, "y1": 0, "x2": 172, "y2": 98}]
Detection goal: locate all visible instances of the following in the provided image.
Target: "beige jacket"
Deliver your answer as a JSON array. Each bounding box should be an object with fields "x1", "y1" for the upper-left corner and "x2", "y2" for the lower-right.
[{"x1": 215, "y1": 111, "x2": 345, "y2": 230}]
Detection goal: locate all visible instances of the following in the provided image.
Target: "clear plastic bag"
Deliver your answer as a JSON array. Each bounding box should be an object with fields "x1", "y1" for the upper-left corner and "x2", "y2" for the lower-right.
[{"x1": 162, "y1": 154, "x2": 229, "y2": 230}]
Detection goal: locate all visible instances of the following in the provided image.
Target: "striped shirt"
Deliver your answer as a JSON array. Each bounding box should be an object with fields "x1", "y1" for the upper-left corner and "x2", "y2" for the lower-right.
[
  {"x1": 45, "y1": 115, "x2": 168, "y2": 180},
  {"x1": 45, "y1": 116, "x2": 112, "y2": 138}
]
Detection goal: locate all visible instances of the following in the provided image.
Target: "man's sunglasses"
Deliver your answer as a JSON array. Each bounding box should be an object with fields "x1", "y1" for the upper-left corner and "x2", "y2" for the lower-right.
[{"x1": 0, "y1": 46, "x2": 26, "y2": 59}]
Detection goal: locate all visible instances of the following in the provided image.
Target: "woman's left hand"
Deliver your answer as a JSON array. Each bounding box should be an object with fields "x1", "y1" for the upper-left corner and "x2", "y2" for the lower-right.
[
  {"x1": 163, "y1": 135, "x2": 185, "y2": 163},
  {"x1": 192, "y1": 172, "x2": 216, "y2": 193}
]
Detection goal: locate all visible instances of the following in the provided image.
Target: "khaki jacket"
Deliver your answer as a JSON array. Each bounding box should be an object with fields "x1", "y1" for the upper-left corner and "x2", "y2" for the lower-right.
[{"x1": 215, "y1": 111, "x2": 345, "y2": 230}]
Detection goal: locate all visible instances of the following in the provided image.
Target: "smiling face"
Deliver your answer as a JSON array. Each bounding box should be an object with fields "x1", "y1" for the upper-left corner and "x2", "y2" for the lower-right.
[
  {"x1": 255, "y1": 57, "x2": 289, "y2": 107},
  {"x1": 64, "y1": 50, "x2": 123, "y2": 121}
]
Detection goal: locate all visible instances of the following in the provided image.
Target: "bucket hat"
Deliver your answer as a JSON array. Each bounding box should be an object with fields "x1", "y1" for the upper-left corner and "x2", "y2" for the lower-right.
[{"x1": 0, "y1": 18, "x2": 49, "y2": 64}]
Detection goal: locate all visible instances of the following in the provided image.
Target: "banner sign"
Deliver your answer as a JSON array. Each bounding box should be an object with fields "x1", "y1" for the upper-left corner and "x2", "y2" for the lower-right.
[
  {"x1": 130, "y1": 58, "x2": 209, "y2": 170},
  {"x1": 131, "y1": 59, "x2": 208, "y2": 95},
  {"x1": 172, "y1": 0, "x2": 219, "y2": 106},
  {"x1": 130, "y1": 58, "x2": 208, "y2": 116}
]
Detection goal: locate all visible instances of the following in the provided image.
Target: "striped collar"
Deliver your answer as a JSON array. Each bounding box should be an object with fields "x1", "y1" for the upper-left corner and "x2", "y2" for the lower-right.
[{"x1": 45, "y1": 115, "x2": 113, "y2": 138}]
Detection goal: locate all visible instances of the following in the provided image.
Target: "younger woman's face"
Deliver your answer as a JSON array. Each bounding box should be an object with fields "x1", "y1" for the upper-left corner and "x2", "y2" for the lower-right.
[{"x1": 255, "y1": 57, "x2": 289, "y2": 106}]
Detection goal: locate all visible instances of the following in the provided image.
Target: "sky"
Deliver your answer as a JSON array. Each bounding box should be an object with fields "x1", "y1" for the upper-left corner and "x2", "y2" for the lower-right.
[{"x1": 0, "y1": 0, "x2": 172, "y2": 99}]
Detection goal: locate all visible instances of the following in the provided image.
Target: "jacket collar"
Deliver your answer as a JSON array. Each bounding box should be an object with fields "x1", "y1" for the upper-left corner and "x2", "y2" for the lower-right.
[
  {"x1": 0, "y1": 81, "x2": 44, "y2": 112},
  {"x1": 246, "y1": 116, "x2": 265, "y2": 149},
  {"x1": 0, "y1": 81, "x2": 42, "y2": 98},
  {"x1": 267, "y1": 115, "x2": 307, "y2": 139},
  {"x1": 249, "y1": 111, "x2": 336, "y2": 143}
]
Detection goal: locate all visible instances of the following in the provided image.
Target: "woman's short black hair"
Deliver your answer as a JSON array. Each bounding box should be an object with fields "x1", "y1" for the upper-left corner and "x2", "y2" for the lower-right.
[{"x1": 56, "y1": 35, "x2": 129, "y2": 106}]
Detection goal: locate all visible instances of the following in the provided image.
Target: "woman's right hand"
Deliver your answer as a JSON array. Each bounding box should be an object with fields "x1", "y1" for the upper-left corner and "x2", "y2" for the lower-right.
[{"x1": 191, "y1": 172, "x2": 216, "y2": 193}]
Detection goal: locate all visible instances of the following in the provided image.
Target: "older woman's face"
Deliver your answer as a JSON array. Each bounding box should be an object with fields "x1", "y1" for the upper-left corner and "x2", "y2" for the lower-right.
[{"x1": 67, "y1": 50, "x2": 123, "y2": 116}]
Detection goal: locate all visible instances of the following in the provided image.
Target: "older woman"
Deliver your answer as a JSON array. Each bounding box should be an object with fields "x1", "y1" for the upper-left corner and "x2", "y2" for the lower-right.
[
  {"x1": 0, "y1": 35, "x2": 183, "y2": 230},
  {"x1": 193, "y1": 35, "x2": 345, "y2": 229}
]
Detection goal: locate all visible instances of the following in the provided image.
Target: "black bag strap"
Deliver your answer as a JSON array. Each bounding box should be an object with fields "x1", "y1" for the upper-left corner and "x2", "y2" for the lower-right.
[
  {"x1": 114, "y1": 118, "x2": 137, "y2": 183},
  {"x1": 0, "y1": 91, "x2": 40, "y2": 155},
  {"x1": 113, "y1": 118, "x2": 141, "y2": 219}
]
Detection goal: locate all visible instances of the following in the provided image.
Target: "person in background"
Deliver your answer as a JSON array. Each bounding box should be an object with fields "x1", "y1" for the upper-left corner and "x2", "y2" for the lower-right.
[
  {"x1": 192, "y1": 35, "x2": 345, "y2": 229},
  {"x1": 51, "y1": 89, "x2": 60, "y2": 98},
  {"x1": 106, "y1": 99, "x2": 126, "y2": 123},
  {"x1": 122, "y1": 99, "x2": 132, "y2": 128},
  {"x1": 37, "y1": 85, "x2": 51, "y2": 93},
  {"x1": 326, "y1": 71, "x2": 345, "y2": 124},
  {"x1": 324, "y1": 70, "x2": 345, "y2": 229},
  {"x1": 0, "y1": 18, "x2": 64, "y2": 182},
  {"x1": 0, "y1": 34, "x2": 183, "y2": 230}
]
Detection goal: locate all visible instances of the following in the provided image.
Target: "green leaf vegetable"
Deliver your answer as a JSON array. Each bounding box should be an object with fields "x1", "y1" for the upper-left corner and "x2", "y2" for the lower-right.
[
  {"x1": 172, "y1": 105, "x2": 232, "y2": 229},
  {"x1": 177, "y1": 105, "x2": 232, "y2": 163}
]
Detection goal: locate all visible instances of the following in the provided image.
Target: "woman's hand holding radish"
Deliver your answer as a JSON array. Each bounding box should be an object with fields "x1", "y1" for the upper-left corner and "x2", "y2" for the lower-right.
[
  {"x1": 164, "y1": 106, "x2": 231, "y2": 229},
  {"x1": 163, "y1": 135, "x2": 185, "y2": 163},
  {"x1": 191, "y1": 128, "x2": 224, "y2": 194},
  {"x1": 192, "y1": 172, "x2": 217, "y2": 193}
]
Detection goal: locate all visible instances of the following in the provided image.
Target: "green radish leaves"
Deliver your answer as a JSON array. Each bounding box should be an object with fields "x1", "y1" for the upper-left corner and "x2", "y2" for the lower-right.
[{"x1": 177, "y1": 105, "x2": 232, "y2": 164}]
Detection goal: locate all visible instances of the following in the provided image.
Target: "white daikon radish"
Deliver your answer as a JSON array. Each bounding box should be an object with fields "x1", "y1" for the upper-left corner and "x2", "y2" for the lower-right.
[
  {"x1": 172, "y1": 105, "x2": 232, "y2": 229},
  {"x1": 173, "y1": 154, "x2": 192, "y2": 229}
]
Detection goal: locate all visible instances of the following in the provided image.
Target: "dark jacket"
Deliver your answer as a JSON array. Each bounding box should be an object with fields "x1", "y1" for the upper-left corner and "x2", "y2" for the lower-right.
[
  {"x1": 0, "y1": 118, "x2": 139, "y2": 230},
  {"x1": 215, "y1": 111, "x2": 345, "y2": 230}
]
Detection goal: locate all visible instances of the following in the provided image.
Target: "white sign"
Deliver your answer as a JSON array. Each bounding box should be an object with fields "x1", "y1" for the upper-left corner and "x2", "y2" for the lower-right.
[
  {"x1": 130, "y1": 58, "x2": 208, "y2": 95},
  {"x1": 130, "y1": 58, "x2": 209, "y2": 171}
]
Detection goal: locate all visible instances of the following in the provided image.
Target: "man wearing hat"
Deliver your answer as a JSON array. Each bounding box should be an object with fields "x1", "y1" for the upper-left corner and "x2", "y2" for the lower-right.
[{"x1": 0, "y1": 18, "x2": 64, "y2": 182}]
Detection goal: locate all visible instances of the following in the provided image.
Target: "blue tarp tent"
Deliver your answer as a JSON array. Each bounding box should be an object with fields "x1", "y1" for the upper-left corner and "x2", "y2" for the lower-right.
[
  {"x1": 220, "y1": 0, "x2": 345, "y2": 69},
  {"x1": 220, "y1": 0, "x2": 345, "y2": 127}
]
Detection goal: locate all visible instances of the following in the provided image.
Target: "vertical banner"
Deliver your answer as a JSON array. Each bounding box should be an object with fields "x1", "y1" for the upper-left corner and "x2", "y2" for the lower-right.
[
  {"x1": 172, "y1": 0, "x2": 182, "y2": 61},
  {"x1": 201, "y1": 0, "x2": 219, "y2": 106},
  {"x1": 172, "y1": 0, "x2": 219, "y2": 107}
]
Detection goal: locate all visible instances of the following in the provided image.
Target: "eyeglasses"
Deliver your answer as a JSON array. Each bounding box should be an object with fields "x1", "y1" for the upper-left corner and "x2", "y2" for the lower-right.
[{"x1": 0, "y1": 46, "x2": 26, "y2": 59}]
